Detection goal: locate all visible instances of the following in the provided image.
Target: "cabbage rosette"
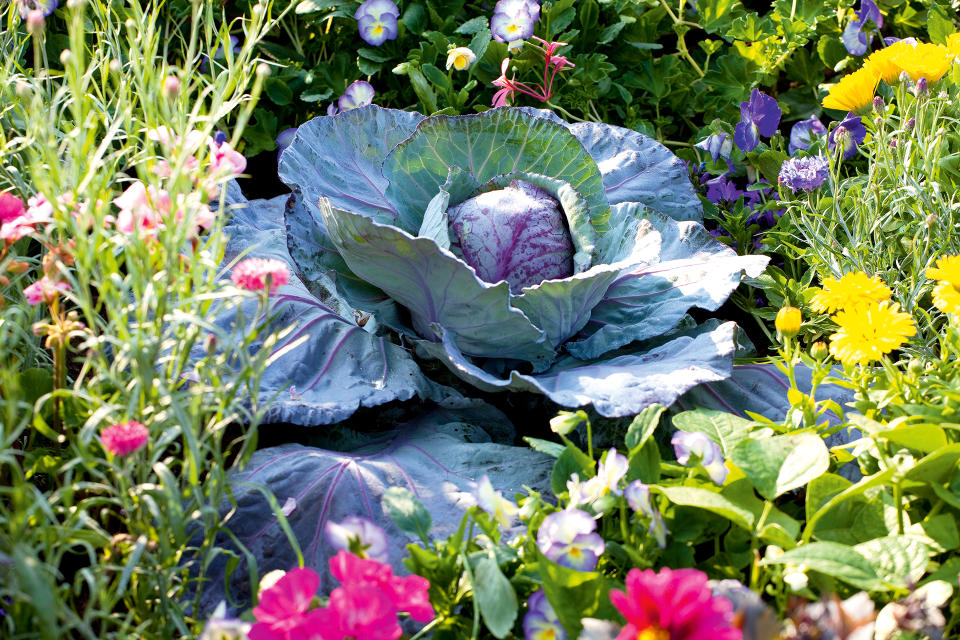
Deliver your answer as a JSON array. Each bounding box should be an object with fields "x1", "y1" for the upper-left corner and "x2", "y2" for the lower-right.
[{"x1": 253, "y1": 105, "x2": 767, "y2": 422}]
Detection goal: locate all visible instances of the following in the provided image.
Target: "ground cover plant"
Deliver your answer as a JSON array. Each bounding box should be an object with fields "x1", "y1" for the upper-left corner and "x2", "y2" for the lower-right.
[{"x1": 3, "y1": 0, "x2": 960, "y2": 639}]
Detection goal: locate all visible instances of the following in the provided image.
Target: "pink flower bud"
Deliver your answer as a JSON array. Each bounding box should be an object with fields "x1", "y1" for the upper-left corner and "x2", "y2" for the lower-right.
[{"x1": 162, "y1": 75, "x2": 180, "y2": 99}]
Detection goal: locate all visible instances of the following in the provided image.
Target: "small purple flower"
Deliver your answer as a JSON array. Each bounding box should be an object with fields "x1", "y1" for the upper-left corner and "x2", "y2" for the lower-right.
[
  {"x1": 338, "y1": 80, "x2": 376, "y2": 112},
  {"x1": 671, "y1": 431, "x2": 728, "y2": 485},
  {"x1": 705, "y1": 175, "x2": 744, "y2": 206},
  {"x1": 523, "y1": 590, "x2": 567, "y2": 640},
  {"x1": 624, "y1": 480, "x2": 668, "y2": 548},
  {"x1": 491, "y1": 0, "x2": 540, "y2": 47},
  {"x1": 324, "y1": 515, "x2": 389, "y2": 563},
  {"x1": 212, "y1": 130, "x2": 229, "y2": 147},
  {"x1": 734, "y1": 89, "x2": 781, "y2": 153},
  {"x1": 841, "y1": 0, "x2": 883, "y2": 56},
  {"x1": 16, "y1": 0, "x2": 57, "y2": 18},
  {"x1": 779, "y1": 156, "x2": 830, "y2": 193},
  {"x1": 788, "y1": 115, "x2": 828, "y2": 155},
  {"x1": 276, "y1": 127, "x2": 298, "y2": 158},
  {"x1": 355, "y1": 0, "x2": 400, "y2": 46},
  {"x1": 695, "y1": 133, "x2": 733, "y2": 165},
  {"x1": 828, "y1": 112, "x2": 867, "y2": 160},
  {"x1": 536, "y1": 509, "x2": 604, "y2": 571}
]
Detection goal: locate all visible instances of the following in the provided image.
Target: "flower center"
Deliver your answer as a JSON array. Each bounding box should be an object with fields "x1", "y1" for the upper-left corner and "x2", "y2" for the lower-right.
[{"x1": 637, "y1": 627, "x2": 670, "y2": 640}]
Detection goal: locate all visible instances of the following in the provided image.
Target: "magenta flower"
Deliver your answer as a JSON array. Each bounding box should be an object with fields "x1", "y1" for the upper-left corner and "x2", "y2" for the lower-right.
[
  {"x1": 842, "y1": 0, "x2": 883, "y2": 56},
  {"x1": 610, "y1": 567, "x2": 742, "y2": 640},
  {"x1": 671, "y1": 431, "x2": 728, "y2": 485},
  {"x1": 523, "y1": 590, "x2": 567, "y2": 640},
  {"x1": 250, "y1": 567, "x2": 327, "y2": 640},
  {"x1": 324, "y1": 515, "x2": 389, "y2": 563},
  {"x1": 0, "y1": 192, "x2": 24, "y2": 224},
  {"x1": 491, "y1": 0, "x2": 540, "y2": 47},
  {"x1": 328, "y1": 550, "x2": 434, "y2": 622},
  {"x1": 355, "y1": 0, "x2": 399, "y2": 46},
  {"x1": 779, "y1": 156, "x2": 830, "y2": 193},
  {"x1": 788, "y1": 115, "x2": 827, "y2": 155},
  {"x1": 536, "y1": 509, "x2": 604, "y2": 571},
  {"x1": 101, "y1": 421, "x2": 149, "y2": 457},
  {"x1": 231, "y1": 258, "x2": 290, "y2": 293},
  {"x1": 828, "y1": 113, "x2": 867, "y2": 160},
  {"x1": 734, "y1": 89, "x2": 781, "y2": 152},
  {"x1": 23, "y1": 276, "x2": 71, "y2": 306},
  {"x1": 322, "y1": 584, "x2": 403, "y2": 640}
]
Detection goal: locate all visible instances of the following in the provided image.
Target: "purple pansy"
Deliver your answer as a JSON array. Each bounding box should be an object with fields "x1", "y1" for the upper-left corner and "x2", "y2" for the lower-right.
[
  {"x1": 705, "y1": 175, "x2": 744, "y2": 206},
  {"x1": 491, "y1": 0, "x2": 540, "y2": 48},
  {"x1": 841, "y1": 0, "x2": 883, "y2": 56},
  {"x1": 788, "y1": 115, "x2": 828, "y2": 155},
  {"x1": 16, "y1": 0, "x2": 57, "y2": 18},
  {"x1": 523, "y1": 590, "x2": 567, "y2": 640},
  {"x1": 828, "y1": 113, "x2": 867, "y2": 160},
  {"x1": 695, "y1": 133, "x2": 733, "y2": 165},
  {"x1": 536, "y1": 509, "x2": 604, "y2": 571},
  {"x1": 331, "y1": 80, "x2": 376, "y2": 115},
  {"x1": 671, "y1": 431, "x2": 728, "y2": 485},
  {"x1": 355, "y1": 0, "x2": 400, "y2": 46},
  {"x1": 324, "y1": 515, "x2": 389, "y2": 563},
  {"x1": 734, "y1": 89, "x2": 781, "y2": 153},
  {"x1": 779, "y1": 156, "x2": 830, "y2": 193}
]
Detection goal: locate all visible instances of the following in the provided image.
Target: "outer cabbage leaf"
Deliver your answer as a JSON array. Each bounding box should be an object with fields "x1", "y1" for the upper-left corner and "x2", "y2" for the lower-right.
[
  {"x1": 417, "y1": 321, "x2": 738, "y2": 417},
  {"x1": 567, "y1": 204, "x2": 769, "y2": 361},
  {"x1": 568, "y1": 122, "x2": 702, "y2": 221},
  {"x1": 319, "y1": 200, "x2": 555, "y2": 367},
  {"x1": 201, "y1": 404, "x2": 553, "y2": 611},
  {"x1": 381, "y1": 108, "x2": 611, "y2": 233},
  {"x1": 222, "y1": 194, "x2": 438, "y2": 426}
]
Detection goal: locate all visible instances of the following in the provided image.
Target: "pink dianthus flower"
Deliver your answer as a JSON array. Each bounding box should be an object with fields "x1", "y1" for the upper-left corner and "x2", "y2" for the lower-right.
[
  {"x1": 101, "y1": 421, "x2": 149, "y2": 456},
  {"x1": 328, "y1": 550, "x2": 434, "y2": 622},
  {"x1": 249, "y1": 567, "x2": 329, "y2": 640},
  {"x1": 231, "y1": 258, "x2": 290, "y2": 293},
  {"x1": 23, "y1": 276, "x2": 71, "y2": 305}
]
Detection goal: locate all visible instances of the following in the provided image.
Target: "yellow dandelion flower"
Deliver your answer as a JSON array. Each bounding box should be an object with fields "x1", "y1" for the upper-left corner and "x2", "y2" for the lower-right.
[
  {"x1": 948, "y1": 33, "x2": 960, "y2": 58},
  {"x1": 892, "y1": 42, "x2": 954, "y2": 82},
  {"x1": 865, "y1": 40, "x2": 915, "y2": 83},
  {"x1": 822, "y1": 64, "x2": 881, "y2": 112},
  {"x1": 927, "y1": 255, "x2": 960, "y2": 287},
  {"x1": 810, "y1": 272, "x2": 892, "y2": 313},
  {"x1": 829, "y1": 301, "x2": 915, "y2": 366}
]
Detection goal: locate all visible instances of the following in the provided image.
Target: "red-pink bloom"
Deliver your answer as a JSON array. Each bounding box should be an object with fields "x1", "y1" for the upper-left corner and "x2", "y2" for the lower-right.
[
  {"x1": 23, "y1": 276, "x2": 72, "y2": 306},
  {"x1": 322, "y1": 584, "x2": 403, "y2": 640},
  {"x1": 328, "y1": 550, "x2": 434, "y2": 622},
  {"x1": 610, "y1": 567, "x2": 742, "y2": 640},
  {"x1": 0, "y1": 192, "x2": 25, "y2": 223},
  {"x1": 492, "y1": 59, "x2": 521, "y2": 107},
  {"x1": 101, "y1": 421, "x2": 149, "y2": 456},
  {"x1": 250, "y1": 567, "x2": 330, "y2": 640},
  {"x1": 210, "y1": 140, "x2": 247, "y2": 177},
  {"x1": 231, "y1": 258, "x2": 290, "y2": 293},
  {"x1": 113, "y1": 181, "x2": 169, "y2": 236}
]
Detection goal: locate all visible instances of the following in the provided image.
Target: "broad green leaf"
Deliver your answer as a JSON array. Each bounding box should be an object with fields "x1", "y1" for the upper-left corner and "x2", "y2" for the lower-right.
[
  {"x1": 472, "y1": 555, "x2": 518, "y2": 639},
  {"x1": 804, "y1": 468, "x2": 896, "y2": 543},
  {"x1": 854, "y1": 536, "x2": 929, "y2": 587},
  {"x1": 805, "y1": 473, "x2": 852, "y2": 522},
  {"x1": 761, "y1": 541, "x2": 880, "y2": 590},
  {"x1": 730, "y1": 431, "x2": 829, "y2": 500},
  {"x1": 697, "y1": 0, "x2": 745, "y2": 33},
  {"x1": 625, "y1": 404, "x2": 667, "y2": 451},
  {"x1": 382, "y1": 486, "x2": 433, "y2": 544},
  {"x1": 905, "y1": 444, "x2": 960, "y2": 484},
  {"x1": 672, "y1": 409, "x2": 753, "y2": 456},
  {"x1": 877, "y1": 423, "x2": 948, "y2": 453},
  {"x1": 538, "y1": 551, "x2": 616, "y2": 637},
  {"x1": 658, "y1": 485, "x2": 754, "y2": 530},
  {"x1": 524, "y1": 437, "x2": 566, "y2": 459}
]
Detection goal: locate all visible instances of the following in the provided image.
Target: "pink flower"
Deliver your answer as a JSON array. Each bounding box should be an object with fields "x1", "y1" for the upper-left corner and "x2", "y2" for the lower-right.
[
  {"x1": 23, "y1": 276, "x2": 71, "y2": 305},
  {"x1": 492, "y1": 59, "x2": 520, "y2": 107},
  {"x1": 0, "y1": 192, "x2": 25, "y2": 223},
  {"x1": 113, "y1": 181, "x2": 169, "y2": 236},
  {"x1": 26, "y1": 193, "x2": 54, "y2": 223},
  {"x1": 209, "y1": 140, "x2": 247, "y2": 177},
  {"x1": 231, "y1": 258, "x2": 290, "y2": 292},
  {"x1": 100, "y1": 421, "x2": 149, "y2": 456},
  {"x1": 323, "y1": 584, "x2": 403, "y2": 640},
  {"x1": 250, "y1": 567, "x2": 329, "y2": 640},
  {"x1": 610, "y1": 567, "x2": 742, "y2": 640},
  {"x1": 328, "y1": 550, "x2": 434, "y2": 622}
]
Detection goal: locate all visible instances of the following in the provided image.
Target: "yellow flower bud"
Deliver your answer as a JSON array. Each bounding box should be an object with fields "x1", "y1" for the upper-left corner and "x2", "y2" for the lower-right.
[
  {"x1": 810, "y1": 341, "x2": 828, "y2": 360},
  {"x1": 446, "y1": 47, "x2": 476, "y2": 72},
  {"x1": 775, "y1": 306, "x2": 802, "y2": 339}
]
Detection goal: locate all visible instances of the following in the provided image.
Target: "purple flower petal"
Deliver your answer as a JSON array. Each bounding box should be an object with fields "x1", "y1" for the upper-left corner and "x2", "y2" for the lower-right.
[
  {"x1": 490, "y1": 9, "x2": 536, "y2": 43},
  {"x1": 743, "y1": 89, "x2": 781, "y2": 138},
  {"x1": 828, "y1": 113, "x2": 867, "y2": 160},
  {"x1": 694, "y1": 133, "x2": 733, "y2": 164},
  {"x1": 788, "y1": 115, "x2": 827, "y2": 155},
  {"x1": 353, "y1": 0, "x2": 399, "y2": 21},
  {"x1": 357, "y1": 13, "x2": 399, "y2": 46},
  {"x1": 858, "y1": 0, "x2": 882, "y2": 29},
  {"x1": 779, "y1": 155, "x2": 830, "y2": 192},
  {"x1": 842, "y1": 20, "x2": 869, "y2": 56},
  {"x1": 734, "y1": 121, "x2": 759, "y2": 152},
  {"x1": 338, "y1": 80, "x2": 376, "y2": 111}
]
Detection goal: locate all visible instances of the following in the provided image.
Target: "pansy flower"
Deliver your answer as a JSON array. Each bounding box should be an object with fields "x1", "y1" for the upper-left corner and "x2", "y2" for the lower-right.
[
  {"x1": 842, "y1": 0, "x2": 883, "y2": 56},
  {"x1": 536, "y1": 509, "x2": 604, "y2": 571},
  {"x1": 524, "y1": 590, "x2": 567, "y2": 640},
  {"x1": 733, "y1": 89, "x2": 781, "y2": 153},
  {"x1": 324, "y1": 515, "x2": 389, "y2": 563},
  {"x1": 671, "y1": 430, "x2": 728, "y2": 485},
  {"x1": 695, "y1": 133, "x2": 733, "y2": 165},
  {"x1": 788, "y1": 115, "x2": 827, "y2": 155},
  {"x1": 355, "y1": 0, "x2": 400, "y2": 47},
  {"x1": 490, "y1": 0, "x2": 540, "y2": 49}
]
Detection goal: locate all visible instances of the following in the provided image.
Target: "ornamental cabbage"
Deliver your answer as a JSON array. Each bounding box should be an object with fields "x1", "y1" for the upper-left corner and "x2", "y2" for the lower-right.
[{"x1": 233, "y1": 106, "x2": 767, "y2": 424}]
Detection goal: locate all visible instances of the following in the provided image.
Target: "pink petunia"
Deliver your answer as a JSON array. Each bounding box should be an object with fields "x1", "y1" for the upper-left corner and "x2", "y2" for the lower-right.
[
  {"x1": 328, "y1": 550, "x2": 434, "y2": 622},
  {"x1": 101, "y1": 421, "x2": 149, "y2": 456},
  {"x1": 231, "y1": 258, "x2": 290, "y2": 293},
  {"x1": 0, "y1": 192, "x2": 25, "y2": 224},
  {"x1": 610, "y1": 567, "x2": 742, "y2": 640},
  {"x1": 249, "y1": 567, "x2": 330, "y2": 640},
  {"x1": 23, "y1": 276, "x2": 72, "y2": 306}
]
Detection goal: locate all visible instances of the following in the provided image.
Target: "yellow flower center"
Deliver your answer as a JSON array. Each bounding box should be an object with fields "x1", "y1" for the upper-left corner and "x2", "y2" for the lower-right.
[
  {"x1": 637, "y1": 627, "x2": 670, "y2": 640},
  {"x1": 373, "y1": 24, "x2": 384, "y2": 35}
]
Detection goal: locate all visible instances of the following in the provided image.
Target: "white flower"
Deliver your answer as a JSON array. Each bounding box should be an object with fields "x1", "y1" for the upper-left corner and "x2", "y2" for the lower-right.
[
  {"x1": 474, "y1": 475, "x2": 518, "y2": 528},
  {"x1": 445, "y1": 46, "x2": 476, "y2": 71}
]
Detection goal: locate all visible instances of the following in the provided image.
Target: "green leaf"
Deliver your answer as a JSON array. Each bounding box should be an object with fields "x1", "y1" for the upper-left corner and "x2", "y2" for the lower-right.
[
  {"x1": 538, "y1": 551, "x2": 615, "y2": 637},
  {"x1": 697, "y1": 0, "x2": 745, "y2": 33},
  {"x1": 730, "y1": 431, "x2": 829, "y2": 500},
  {"x1": 627, "y1": 439, "x2": 661, "y2": 485},
  {"x1": 927, "y1": 5, "x2": 955, "y2": 44},
  {"x1": 755, "y1": 150, "x2": 789, "y2": 184},
  {"x1": 598, "y1": 21, "x2": 628, "y2": 44},
  {"x1": 402, "y1": 3, "x2": 428, "y2": 35},
  {"x1": 671, "y1": 408, "x2": 752, "y2": 456},
  {"x1": 551, "y1": 446, "x2": 593, "y2": 495},
  {"x1": 468, "y1": 28, "x2": 492, "y2": 62},
  {"x1": 804, "y1": 468, "x2": 896, "y2": 543},
  {"x1": 817, "y1": 35, "x2": 848, "y2": 69},
  {"x1": 421, "y1": 63, "x2": 451, "y2": 90},
  {"x1": 905, "y1": 444, "x2": 960, "y2": 484},
  {"x1": 524, "y1": 437, "x2": 566, "y2": 458},
  {"x1": 456, "y1": 17, "x2": 488, "y2": 34},
  {"x1": 471, "y1": 554, "x2": 518, "y2": 639},
  {"x1": 265, "y1": 79, "x2": 293, "y2": 106},
  {"x1": 805, "y1": 473, "x2": 851, "y2": 522},
  {"x1": 877, "y1": 424, "x2": 948, "y2": 453},
  {"x1": 417, "y1": 190, "x2": 451, "y2": 250},
  {"x1": 853, "y1": 536, "x2": 929, "y2": 587},
  {"x1": 625, "y1": 404, "x2": 666, "y2": 451},
  {"x1": 658, "y1": 485, "x2": 755, "y2": 530},
  {"x1": 578, "y1": 0, "x2": 599, "y2": 31},
  {"x1": 762, "y1": 541, "x2": 880, "y2": 590},
  {"x1": 382, "y1": 486, "x2": 433, "y2": 544},
  {"x1": 726, "y1": 13, "x2": 775, "y2": 41}
]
